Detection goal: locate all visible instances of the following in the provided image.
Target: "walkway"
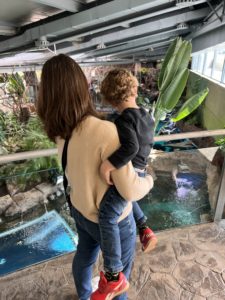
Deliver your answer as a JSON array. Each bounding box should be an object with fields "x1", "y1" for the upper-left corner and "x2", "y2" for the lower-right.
[{"x1": 1, "y1": 221, "x2": 225, "y2": 299}]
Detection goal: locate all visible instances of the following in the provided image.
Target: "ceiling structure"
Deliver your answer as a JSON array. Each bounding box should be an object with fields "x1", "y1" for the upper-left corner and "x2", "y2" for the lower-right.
[{"x1": 0, "y1": 0, "x2": 224, "y2": 68}]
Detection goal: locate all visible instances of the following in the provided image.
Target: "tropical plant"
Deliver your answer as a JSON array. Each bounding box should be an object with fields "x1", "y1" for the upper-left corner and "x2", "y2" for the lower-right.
[
  {"x1": 216, "y1": 137, "x2": 225, "y2": 153},
  {"x1": 153, "y1": 37, "x2": 209, "y2": 131},
  {"x1": 4, "y1": 72, "x2": 30, "y2": 122},
  {"x1": 0, "y1": 112, "x2": 61, "y2": 190}
]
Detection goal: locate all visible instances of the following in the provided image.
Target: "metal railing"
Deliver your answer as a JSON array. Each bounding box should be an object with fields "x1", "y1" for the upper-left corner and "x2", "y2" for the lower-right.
[
  {"x1": 0, "y1": 128, "x2": 224, "y2": 221},
  {"x1": 0, "y1": 129, "x2": 224, "y2": 164}
]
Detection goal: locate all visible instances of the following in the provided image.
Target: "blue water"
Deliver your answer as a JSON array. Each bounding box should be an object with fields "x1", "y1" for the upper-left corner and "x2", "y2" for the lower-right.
[
  {"x1": 139, "y1": 172, "x2": 211, "y2": 231},
  {"x1": 0, "y1": 210, "x2": 78, "y2": 276}
]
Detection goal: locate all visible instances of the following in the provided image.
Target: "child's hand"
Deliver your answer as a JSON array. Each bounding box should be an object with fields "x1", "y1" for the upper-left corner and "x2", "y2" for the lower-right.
[{"x1": 100, "y1": 160, "x2": 115, "y2": 185}]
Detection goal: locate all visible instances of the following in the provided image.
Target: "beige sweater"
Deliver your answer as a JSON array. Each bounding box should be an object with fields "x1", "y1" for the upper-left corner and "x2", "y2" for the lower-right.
[{"x1": 57, "y1": 116, "x2": 153, "y2": 223}]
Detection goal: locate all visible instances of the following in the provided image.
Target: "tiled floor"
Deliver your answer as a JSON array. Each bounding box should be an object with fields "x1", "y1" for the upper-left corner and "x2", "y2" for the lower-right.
[{"x1": 1, "y1": 221, "x2": 225, "y2": 300}]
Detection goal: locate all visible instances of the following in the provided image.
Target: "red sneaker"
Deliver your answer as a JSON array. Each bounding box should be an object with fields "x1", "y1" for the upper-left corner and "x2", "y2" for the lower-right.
[
  {"x1": 90, "y1": 271, "x2": 129, "y2": 300},
  {"x1": 139, "y1": 227, "x2": 157, "y2": 253}
]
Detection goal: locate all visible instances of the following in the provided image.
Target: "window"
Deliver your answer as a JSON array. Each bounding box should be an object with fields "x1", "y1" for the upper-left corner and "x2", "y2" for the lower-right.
[
  {"x1": 212, "y1": 50, "x2": 225, "y2": 81},
  {"x1": 197, "y1": 52, "x2": 205, "y2": 73},
  {"x1": 203, "y1": 51, "x2": 215, "y2": 77},
  {"x1": 192, "y1": 44, "x2": 225, "y2": 84}
]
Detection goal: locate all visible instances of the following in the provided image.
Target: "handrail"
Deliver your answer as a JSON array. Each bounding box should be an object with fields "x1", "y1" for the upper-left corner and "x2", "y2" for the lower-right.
[{"x1": 0, "y1": 129, "x2": 224, "y2": 164}]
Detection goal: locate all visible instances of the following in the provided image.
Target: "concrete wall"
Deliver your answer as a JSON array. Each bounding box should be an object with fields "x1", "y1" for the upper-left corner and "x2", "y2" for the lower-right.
[{"x1": 187, "y1": 71, "x2": 225, "y2": 130}]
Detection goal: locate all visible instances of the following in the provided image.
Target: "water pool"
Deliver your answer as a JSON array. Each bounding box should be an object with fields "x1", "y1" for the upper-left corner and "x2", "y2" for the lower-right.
[
  {"x1": 139, "y1": 172, "x2": 211, "y2": 231},
  {"x1": 0, "y1": 210, "x2": 78, "y2": 276}
]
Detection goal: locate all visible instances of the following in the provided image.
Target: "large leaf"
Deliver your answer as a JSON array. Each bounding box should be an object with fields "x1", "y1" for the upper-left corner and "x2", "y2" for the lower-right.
[
  {"x1": 160, "y1": 69, "x2": 189, "y2": 110},
  {"x1": 171, "y1": 88, "x2": 209, "y2": 122},
  {"x1": 160, "y1": 41, "x2": 190, "y2": 92},
  {"x1": 177, "y1": 42, "x2": 192, "y2": 73},
  {"x1": 158, "y1": 38, "x2": 180, "y2": 89}
]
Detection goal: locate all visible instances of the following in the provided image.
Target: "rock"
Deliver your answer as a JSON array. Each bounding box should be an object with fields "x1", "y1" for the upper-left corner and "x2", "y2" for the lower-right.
[
  {"x1": 146, "y1": 242, "x2": 177, "y2": 273},
  {"x1": 180, "y1": 290, "x2": 205, "y2": 300},
  {"x1": 174, "y1": 261, "x2": 225, "y2": 297},
  {"x1": 12, "y1": 189, "x2": 44, "y2": 215},
  {"x1": 0, "y1": 194, "x2": 13, "y2": 215},
  {"x1": 209, "y1": 291, "x2": 225, "y2": 300},
  {"x1": 5, "y1": 180, "x2": 21, "y2": 197},
  {"x1": 35, "y1": 182, "x2": 57, "y2": 197},
  {"x1": 196, "y1": 252, "x2": 225, "y2": 273},
  {"x1": 136, "y1": 273, "x2": 180, "y2": 300},
  {"x1": 172, "y1": 240, "x2": 196, "y2": 261},
  {"x1": 4, "y1": 202, "x2": 22, "y2": 218},
  {"x1": 128, "y1": 252, "x2": 151, "y2": 297},
  {"x1": 211, "y1": 148, "x2": 224, "y2": 171},
  {"x1": 206, "y1": 164, "x2": 221, "y2": 211}
]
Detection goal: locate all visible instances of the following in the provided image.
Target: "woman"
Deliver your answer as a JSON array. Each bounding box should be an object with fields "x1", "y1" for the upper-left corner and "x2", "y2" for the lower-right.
[{"x1": 37, "y1": 54, "x2": 153, "y2": 300}]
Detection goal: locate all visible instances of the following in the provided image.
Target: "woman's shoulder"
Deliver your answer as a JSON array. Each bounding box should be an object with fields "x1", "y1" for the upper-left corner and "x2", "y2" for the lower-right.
[{"x1": 88, "y1": 116, "x2": 117, "y2": 134}]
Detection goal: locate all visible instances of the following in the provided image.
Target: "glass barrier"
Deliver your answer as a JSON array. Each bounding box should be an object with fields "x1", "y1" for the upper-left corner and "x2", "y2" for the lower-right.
[
  {"x1": 0, "y1": 141, "x2": 224, "y2": 235},
  {"x1": 0, "y1": 158, "x2": 75, "y2": 234},
  {"x1": 142, "y1": 143, "x2": 224, "y2": 231}
]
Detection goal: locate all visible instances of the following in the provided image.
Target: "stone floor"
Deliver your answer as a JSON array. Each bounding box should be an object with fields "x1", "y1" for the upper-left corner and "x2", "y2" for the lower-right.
[{"x1": 1, "y1": 221, "x2": 225, "y2": 300}]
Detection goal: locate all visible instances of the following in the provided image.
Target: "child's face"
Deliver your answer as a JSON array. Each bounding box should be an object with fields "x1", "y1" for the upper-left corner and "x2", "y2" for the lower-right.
[{"x1": 132, "y1": 85, "x2": 138, "y2": 98}]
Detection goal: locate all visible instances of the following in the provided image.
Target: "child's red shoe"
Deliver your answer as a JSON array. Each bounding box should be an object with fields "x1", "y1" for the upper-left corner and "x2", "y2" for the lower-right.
[
  {"x1": 90, "y1": 271, "x2": 129, "y2": 300},
  {"x1": 139, "y1": 227, "x2": 157, "y2": 253}
]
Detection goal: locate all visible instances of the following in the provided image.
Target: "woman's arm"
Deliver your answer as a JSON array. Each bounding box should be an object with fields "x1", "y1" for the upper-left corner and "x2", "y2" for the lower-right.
[{"x1": 111, "y1": 163, "x2": 154, "y2": 201}]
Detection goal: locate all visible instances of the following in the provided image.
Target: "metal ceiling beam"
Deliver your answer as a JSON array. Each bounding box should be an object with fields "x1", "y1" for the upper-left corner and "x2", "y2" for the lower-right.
[
  {"x1": 105, "y1": 40, "x2": 173, "y2": 58},
  {"x1": 0, "y1": 26, "x2": 16, "y2": 36},
  {"x1": 51, "y1": 0, "x2": 208, "y2": 45},
  {"x1": 31, "y1": 0, "x2": 80, "y2": 12},
  {"x1": 118, "y1": 48, "x2": 167, "y2": 60},
  {"x1": 188, "y1": 6, "x2": 225, "y2": 39},
  {"x1": 0, "y1": 0, "x2": 208, "y2": 54},
  {"x1": 57, "y1": 8, "x2": 208, "y2": 55},
  {"x1": 78, "y1": 59, "x2": 135, "y2": 66},
  {"x1": 78, "y1": 28, "x2": 188, "y2": 59},
  {"x1": 206, "y1": 0, "x2": 222, "y2": 22}
]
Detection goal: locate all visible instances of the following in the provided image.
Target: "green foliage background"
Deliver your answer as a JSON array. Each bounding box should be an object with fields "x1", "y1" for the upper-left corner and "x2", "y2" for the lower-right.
[{"x1": 0, "y1": 112, "x2": 60, "y2": 190}]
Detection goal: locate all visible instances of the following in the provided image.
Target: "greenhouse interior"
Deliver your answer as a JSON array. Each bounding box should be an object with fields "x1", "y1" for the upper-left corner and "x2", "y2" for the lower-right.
[{"x1": 0, "y1": 0, "x2": 225, "y2": 299}]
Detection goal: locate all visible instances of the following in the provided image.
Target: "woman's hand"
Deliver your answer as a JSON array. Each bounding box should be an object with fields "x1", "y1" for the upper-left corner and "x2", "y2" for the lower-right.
[{"x1": 100, "y1": 160, "x2": 115, "y2": 185}]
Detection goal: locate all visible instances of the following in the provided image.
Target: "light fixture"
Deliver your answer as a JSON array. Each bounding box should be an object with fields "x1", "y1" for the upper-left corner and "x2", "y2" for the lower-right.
[
  {"x1": 96, "y1": 42, "x2": 106, "y2": 49},
  {"x1": 177, "y1": 23, "x2": 189, "y2": 30}
]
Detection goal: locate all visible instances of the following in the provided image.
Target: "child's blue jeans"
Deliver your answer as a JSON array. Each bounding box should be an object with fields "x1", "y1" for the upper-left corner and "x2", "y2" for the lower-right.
[
  {"x1": 99, "y1": 182, "x2": 147, "y2": 273},
  {"x1": 72, "y1": 206, "x2": 136, "y2": 300}
]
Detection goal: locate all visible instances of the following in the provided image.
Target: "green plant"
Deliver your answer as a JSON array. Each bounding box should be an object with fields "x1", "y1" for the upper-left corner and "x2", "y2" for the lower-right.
[
  {"x1": 153, "y1": 38, "x2": 209, "y2": 131},
  {"x1": 4, "y1": 72, "x2": 30, "y2": 122},
  {"x1": 216, "y1": 137, "x2": 225, "y2": 153},
  {"x1": 0, "y1": 112, "x2": 61, "y2": 189}
]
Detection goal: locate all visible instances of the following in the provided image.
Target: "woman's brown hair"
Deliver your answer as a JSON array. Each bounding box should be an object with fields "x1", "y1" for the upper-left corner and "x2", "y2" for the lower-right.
[{"x1": 37, "y1": 54, "x2": 98, "y2": 142}]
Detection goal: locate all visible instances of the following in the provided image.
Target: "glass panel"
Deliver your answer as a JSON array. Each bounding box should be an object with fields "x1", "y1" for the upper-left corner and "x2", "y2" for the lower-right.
[
  {"x1": 197, "y1": 52, "x2": 205, "y2": 73},
  {"x1": 0, "y1": 160, "x2": 78, "y2": 275},
  {"x1": 191, "y1": 55, "x2": 198, "y2": 71},
  {"x1": 212, "y1": 49, "x2": 225, "y2": 82},
  {"x1": 203, "y1": 50, "x2": 215, "y2": 77}
]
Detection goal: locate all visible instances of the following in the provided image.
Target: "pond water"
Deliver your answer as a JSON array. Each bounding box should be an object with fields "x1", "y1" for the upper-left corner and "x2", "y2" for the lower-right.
[
  {"x1": 138, "y1": 172, "x2": 212, "y2": 231},
  {"x1": 0, "y1": 210, "x2": 77, "y2": 276}
]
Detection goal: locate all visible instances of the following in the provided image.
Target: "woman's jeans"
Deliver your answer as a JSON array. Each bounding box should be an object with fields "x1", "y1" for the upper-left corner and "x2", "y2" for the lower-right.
[
  {"x1": 99, "y1": 185, "x2": 147, "y2": 273},
  {"x1": 71, "y1": 206, "x2": 136, "y2": 300}
]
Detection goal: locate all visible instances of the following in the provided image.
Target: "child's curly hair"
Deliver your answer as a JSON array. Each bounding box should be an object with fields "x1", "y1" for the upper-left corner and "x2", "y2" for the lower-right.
[{"x1": 100, "y1": 69, "x2": 138, "y2": 106}]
